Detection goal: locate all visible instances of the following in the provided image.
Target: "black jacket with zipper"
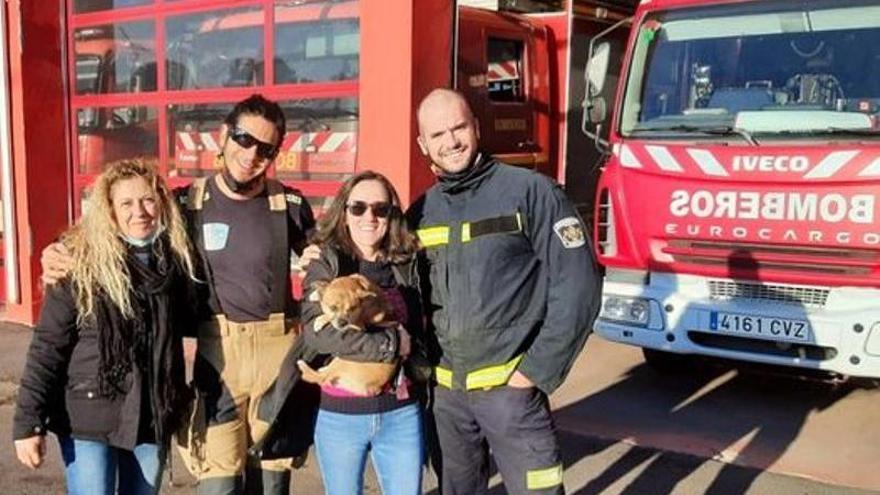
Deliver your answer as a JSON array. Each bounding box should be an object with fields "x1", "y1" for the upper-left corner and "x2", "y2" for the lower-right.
[
  {"x1": 251, "y1": 245, "x2": 432, "y2": 459},
  {"x1": 408, "y1": 155, "x2": 602, "y2": 395},
  {"x1": 12, "y1": 242, "x2": 194, "y2": 451}
]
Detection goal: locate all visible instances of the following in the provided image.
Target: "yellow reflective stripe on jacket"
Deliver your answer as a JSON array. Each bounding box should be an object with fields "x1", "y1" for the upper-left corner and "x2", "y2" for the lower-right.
[
  {"x1": 465, "y1": 354, "x2": 524, "y2": 390},
  {"x1": 421, "y1": 213, "x2": 523, "y2": 246},
  {"x1": 436, "y1": 355, "x2": 524, "y2": 390},
  {"x1": 435, "y1": 366, "x2": 453, "y2": 388},
  {"x1": 526, "y1": 464, "x2": 563, "y2": 490},
  {"x1": 417, "y1": 226, "x2": 450, "y2": 247}
]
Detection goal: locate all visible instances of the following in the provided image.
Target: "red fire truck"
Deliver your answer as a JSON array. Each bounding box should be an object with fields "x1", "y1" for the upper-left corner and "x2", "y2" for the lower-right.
[
  {"x1": 586, "y1": 0, "x2": 880, "y2": 377},
  {"x1": 0, "y1": 0, "x2": 634, "y2": 324}
]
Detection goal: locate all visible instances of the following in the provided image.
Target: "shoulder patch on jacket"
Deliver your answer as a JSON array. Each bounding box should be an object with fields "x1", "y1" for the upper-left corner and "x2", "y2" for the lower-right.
[
  {"x1": 553, "y1": 217, "x2": 586, "y2": 249},
  {"x1": 285, "y1": 193, "x2": 302, "y2": 205}
]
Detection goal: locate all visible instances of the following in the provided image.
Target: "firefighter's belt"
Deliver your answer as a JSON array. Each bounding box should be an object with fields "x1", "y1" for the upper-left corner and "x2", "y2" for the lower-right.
[
  {"x1": 435, "y1": 354, "x2": 524, "y2": 390},
  {"x1": 198, "y1": 313, "x2": 292, "y2": 337}
]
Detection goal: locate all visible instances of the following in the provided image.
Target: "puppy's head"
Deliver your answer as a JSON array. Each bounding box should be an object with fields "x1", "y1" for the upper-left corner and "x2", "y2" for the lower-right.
[{"x1": 315, "y1": 274, "x2": 390, "y2": 331}]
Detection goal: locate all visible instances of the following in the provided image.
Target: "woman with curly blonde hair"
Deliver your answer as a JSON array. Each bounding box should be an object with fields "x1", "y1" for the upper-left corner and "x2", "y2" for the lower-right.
[{"x1": 13, "y1": 158, "x2": 197, "y2": 495}]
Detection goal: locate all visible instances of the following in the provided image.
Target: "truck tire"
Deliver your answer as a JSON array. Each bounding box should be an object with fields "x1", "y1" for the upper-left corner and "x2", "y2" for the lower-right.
[{"x1": 642, "y1": 348, "x2": 691, "y2": 374}]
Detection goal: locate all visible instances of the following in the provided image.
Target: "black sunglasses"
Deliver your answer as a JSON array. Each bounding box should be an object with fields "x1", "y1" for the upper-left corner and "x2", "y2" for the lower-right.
[
  {"x1": 346, "y1": 201, "x2": 393, "y2": 218},
  {"x1": 229, "y1": 127, "x2": 280, "y2": 160}
]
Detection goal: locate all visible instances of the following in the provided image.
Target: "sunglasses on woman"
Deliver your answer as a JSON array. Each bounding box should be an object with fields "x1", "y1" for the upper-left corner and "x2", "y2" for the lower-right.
[
  {"x1": 229, "y1": 127, "x2": 280, "y2": 160},
  {"x1": 346, "y1": 201, "x2": 393, "y2": 218}
]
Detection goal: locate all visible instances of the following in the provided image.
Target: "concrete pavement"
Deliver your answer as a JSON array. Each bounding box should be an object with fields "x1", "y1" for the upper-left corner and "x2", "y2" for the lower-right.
[
  {"x1": 552, "y1": 338, "x2": 880, "y2": 492},
  {"x1": 0, "y1": 322, "x2": 877, "y2": 494}
]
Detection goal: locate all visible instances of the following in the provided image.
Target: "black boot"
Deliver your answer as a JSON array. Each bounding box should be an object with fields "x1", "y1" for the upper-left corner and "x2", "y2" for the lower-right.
[
  {"x1": 244, "y1": 464, "x2": 263, "y2": 495},
  {"x1": 197, "y1": 476, "x2": 242, "y2": 495}
]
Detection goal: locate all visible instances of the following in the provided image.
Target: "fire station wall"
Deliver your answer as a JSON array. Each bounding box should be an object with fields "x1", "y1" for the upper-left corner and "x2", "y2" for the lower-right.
[
  {"x1": 4, "y1": 0, "x2": 68, "y2": 324},
  {"x1": 359, "y1": 0, "x2": 452, "y2": 207},
  {"x1": 0, "y1": 0, "x2": 451, "y2": 324}
]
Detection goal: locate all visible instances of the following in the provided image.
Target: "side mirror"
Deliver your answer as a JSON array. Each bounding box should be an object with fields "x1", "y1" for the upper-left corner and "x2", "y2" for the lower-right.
[
  {"x1": 582, "y1": 95, "x2": 608, "y2": 143},
  {"x1": 579, "y1": 16, "x2": 632, "y2": 152},
  {"x1": 586, "y1": 41, "x2": 611, "y2": 98},
  {"x1": 587, "y1": 96, "x2": 607, "y2": 124},
  {"x1": 583, "y1": 41, "x2": 611, "y2": 127}
]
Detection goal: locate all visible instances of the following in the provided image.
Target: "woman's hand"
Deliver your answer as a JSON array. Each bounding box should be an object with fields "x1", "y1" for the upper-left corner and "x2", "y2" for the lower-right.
[{"x1": 14, "y1": 435, "x2": 45, "y2": 469}]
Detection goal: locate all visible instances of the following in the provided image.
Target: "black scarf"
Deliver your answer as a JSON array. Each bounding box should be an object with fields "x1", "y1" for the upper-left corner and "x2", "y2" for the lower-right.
[
  {"x1": 92, "y1": 237, "x2": 188, "y2": 445},
  {"x1": 437, "y1": 152, "x2": 495, "y2": 195}
]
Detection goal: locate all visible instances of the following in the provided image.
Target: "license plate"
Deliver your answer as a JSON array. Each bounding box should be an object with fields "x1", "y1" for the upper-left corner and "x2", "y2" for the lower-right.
[{"x1": 709, "y1": 312, "x2": 811, "y2": 342}]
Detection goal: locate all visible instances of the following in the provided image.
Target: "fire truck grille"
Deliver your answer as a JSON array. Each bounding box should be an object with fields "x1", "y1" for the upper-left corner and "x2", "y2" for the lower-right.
[
  {"x1": 688, "y1": 332, "x2": 837, "y2": 361},
  {"x1": 708, "y1": 280, "x2": 829, "y2": 307},
  {"x1": 596, "y1": 188, "x2": 615, "y2": 255},
  {"x1": 663, "y1": 240, "x2": 879, "y2": 277}
]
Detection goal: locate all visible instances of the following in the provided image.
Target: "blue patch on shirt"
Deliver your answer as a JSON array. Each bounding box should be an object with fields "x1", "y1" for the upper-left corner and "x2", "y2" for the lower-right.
[{"x1": 203, "y1": 223, "x2": 230, "y2": 251}]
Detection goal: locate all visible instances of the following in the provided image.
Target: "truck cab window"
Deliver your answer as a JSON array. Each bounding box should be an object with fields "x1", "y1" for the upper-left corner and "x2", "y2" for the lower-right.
[
  {"x1": 166, "y1": 7, "x2": 263, "y2": 90},
  {"x1": 274, "y1": 17, "x2": 359, "y2": 84},
  {"x1": 74, "y1": 22, "x2": 156, "y2": 96},
  {"x1": 621, "y1": 0, "x2": 880, "y2": 137}
]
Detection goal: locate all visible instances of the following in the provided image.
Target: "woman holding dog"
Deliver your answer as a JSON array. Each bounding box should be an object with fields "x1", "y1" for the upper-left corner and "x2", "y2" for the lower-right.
[
  {"x1": 13, "y1": 159, "x2": 196, "y2": 494},
  {"x1": 298, "y1": 170, "x2": 427, "y2": 495}
]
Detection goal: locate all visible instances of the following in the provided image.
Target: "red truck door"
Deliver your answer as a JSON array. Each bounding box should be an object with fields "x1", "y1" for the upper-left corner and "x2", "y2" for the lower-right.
[{"x1": 457, "y1": 9, "x2": 550, "y2": 173}]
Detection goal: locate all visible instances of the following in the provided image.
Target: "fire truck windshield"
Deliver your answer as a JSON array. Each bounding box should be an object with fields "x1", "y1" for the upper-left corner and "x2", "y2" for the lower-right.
[{"x1": 620, "y1": 0, "x2": 880, "y2": 139}]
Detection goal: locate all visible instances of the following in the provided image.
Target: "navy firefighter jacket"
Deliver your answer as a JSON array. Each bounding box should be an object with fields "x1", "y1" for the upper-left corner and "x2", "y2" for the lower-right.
[{"x1": 408, "y1": 154, "x2": 602, "y2": 395}]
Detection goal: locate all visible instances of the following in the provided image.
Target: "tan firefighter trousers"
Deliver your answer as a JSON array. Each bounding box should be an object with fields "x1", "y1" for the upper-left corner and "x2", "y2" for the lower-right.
[{"x1": 178, "y1": 313, "x2": 297, "y2": 480}]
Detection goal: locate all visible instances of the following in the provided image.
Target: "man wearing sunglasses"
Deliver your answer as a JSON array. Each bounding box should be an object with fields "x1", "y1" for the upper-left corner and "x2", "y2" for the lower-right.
[
  {"x1": 409, "y1": 89, "x2": 602, "y2": 495},
  {"x1": 40, "y1": 94, "x2": 315, "y2": 495},
  {"x1": 179, "y1": 94, "x2": 318, "y2": 495}
]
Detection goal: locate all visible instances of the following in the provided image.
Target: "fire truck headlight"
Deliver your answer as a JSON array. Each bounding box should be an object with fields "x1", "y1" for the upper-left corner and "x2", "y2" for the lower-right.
[
  {"x1": 601, "y1": 296, "x2": 652, "y2": 327},
  {"x1": 865, "y1": 322, "x2": 880, "y2": 357}
]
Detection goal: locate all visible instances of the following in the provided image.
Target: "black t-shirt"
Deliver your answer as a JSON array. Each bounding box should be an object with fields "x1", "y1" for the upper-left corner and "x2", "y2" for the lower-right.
[{"x1": 198, "y1": 178, "x2": 314, "y2": 322}]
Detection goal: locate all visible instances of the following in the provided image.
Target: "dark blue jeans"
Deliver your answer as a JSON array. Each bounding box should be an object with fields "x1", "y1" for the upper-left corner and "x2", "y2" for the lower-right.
[
  {"x1": 58, "y1": 436, "x2": 163, "y2": 495},
  {"x1": 314, "y1": 403, "x2": 424, "y2": 495}
]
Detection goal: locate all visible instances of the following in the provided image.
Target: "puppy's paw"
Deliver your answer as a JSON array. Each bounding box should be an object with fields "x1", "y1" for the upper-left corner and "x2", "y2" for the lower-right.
[{"x1": 297, "y1": 360, "x2": 328, "y2": 385}]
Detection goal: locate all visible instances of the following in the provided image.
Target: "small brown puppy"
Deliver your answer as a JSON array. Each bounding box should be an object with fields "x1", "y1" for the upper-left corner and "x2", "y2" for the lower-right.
[{"x1": 298, "y1": 274, "x2": 398, "y2": 395}]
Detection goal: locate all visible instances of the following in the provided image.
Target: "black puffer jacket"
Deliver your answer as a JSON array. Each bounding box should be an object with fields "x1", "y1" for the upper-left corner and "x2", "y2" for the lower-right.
[
  {"x1": 301, "y1": 246, "x2": 410, "y2": 362},
  {"x1": 13, "y1": 241, "x2": 194, "y2": 451},
  {"x1": 251, "y1": 245, "x2": 433, "y2": 460}
]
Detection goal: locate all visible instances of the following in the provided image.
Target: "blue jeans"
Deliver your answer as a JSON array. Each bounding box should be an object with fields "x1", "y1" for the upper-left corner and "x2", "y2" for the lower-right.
[
  {"x1": 58, "y1": 437, "x2": 163, "y2": 495},
  {"x1": 314, "y1": 403, "x2": 424, "y2": 495}
]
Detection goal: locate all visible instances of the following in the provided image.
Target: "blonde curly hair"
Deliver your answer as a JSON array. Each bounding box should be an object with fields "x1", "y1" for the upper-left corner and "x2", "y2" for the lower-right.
[{"x1": 62, "y1": 158, "x2": 195, "y2": 322}]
